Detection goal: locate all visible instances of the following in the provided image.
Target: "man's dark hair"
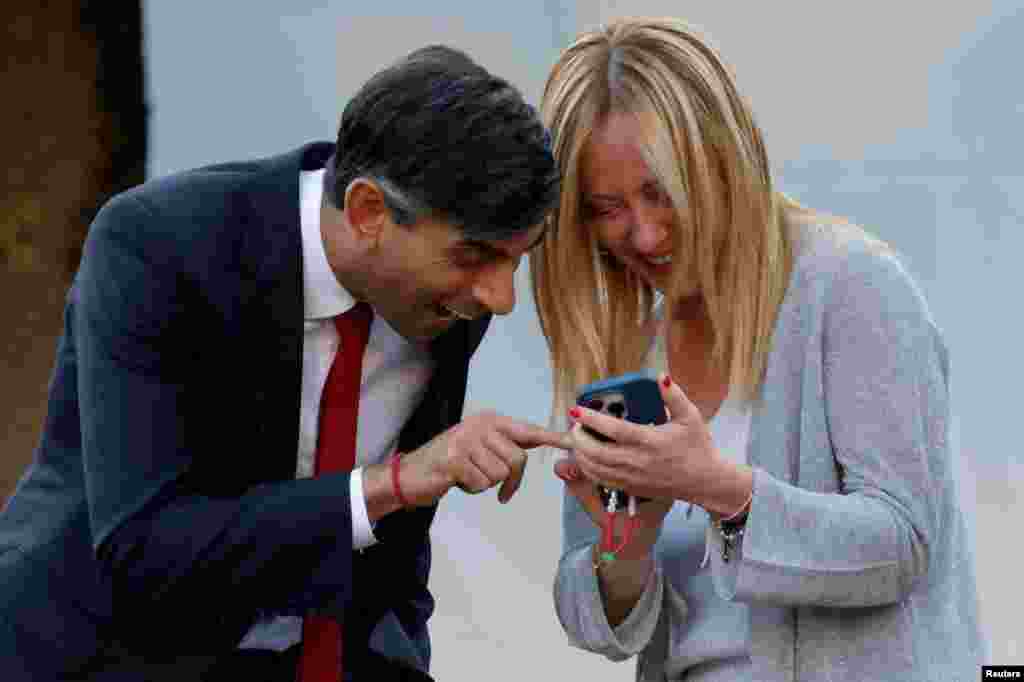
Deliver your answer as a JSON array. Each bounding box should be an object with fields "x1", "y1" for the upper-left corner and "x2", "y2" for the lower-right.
[{"x1": 329, "y1": 45, "x2": 559, "y2": 241}]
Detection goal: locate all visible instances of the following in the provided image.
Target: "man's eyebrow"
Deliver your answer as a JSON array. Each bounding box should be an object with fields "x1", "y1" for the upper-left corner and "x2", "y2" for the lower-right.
[{"x1": 450, "y1": 239, "x2": 505, "y2": 258}]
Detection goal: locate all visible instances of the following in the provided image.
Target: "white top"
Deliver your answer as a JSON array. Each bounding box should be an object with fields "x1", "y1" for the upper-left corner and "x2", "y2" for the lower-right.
[
  {"x1": 644, "y1": 304, "x2": 753, "y2": 679},
  {"x1": 645, "y1": 301, "x2": 752, "y2": 467},
  {"x1": 239, "y1": 168, "x2": 434, "y2": 651}
]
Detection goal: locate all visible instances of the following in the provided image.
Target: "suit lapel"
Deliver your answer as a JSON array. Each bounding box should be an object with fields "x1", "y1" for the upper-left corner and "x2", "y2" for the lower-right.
[{"x1": 239, "y1": 143, "x2": 335, "y2": 483}]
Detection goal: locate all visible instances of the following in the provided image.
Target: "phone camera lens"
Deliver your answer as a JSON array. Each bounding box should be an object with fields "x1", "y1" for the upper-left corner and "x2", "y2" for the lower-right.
[{"x1": 608, "y1": 402, "x2": 625, "y2": 417}]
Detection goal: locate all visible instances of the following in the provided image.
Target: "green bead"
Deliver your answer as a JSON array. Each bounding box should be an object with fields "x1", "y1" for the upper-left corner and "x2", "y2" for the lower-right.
[{"x1": 600, "y1": 552, "x2": 617, "y2": 563}]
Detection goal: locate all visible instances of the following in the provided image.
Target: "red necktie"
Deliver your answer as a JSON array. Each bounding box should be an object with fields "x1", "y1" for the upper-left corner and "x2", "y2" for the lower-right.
[{"x1": 298, "y1": 302, "x2": 373, "y2": 682}]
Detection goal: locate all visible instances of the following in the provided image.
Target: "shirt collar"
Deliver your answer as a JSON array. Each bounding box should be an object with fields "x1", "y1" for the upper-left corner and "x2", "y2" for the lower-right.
[{"x1": 300, "y1": 168, "x2": 359, "y2": 321}]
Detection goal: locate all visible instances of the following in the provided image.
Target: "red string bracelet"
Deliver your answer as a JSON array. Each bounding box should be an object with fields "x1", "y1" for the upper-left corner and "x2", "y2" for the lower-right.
[
  {"x1": 597, "y1": 493, "x2": 642, "y2": 564},
  {"x1": 390, "y1": 452, "x2": 410, "y2": 508}
]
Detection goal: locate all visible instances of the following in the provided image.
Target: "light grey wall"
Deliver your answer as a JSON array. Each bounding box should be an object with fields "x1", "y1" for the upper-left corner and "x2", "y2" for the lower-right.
[{"x1": 145, "y1": 1, "x2": 1022, "y2": 672}]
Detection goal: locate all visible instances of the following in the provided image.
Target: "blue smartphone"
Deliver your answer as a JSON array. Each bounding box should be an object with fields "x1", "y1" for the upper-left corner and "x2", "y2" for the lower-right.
[{"x1": 575, "y1": 370, "x2": 667, "y2": 508}]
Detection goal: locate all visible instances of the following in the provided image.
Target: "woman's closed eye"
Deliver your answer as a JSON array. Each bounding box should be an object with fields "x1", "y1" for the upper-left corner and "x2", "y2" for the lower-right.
[{"x1": 584, "y1": 201, "x2": 623, "y2": 220}]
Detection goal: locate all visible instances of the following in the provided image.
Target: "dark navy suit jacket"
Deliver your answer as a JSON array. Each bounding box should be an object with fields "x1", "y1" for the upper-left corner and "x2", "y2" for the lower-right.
[{"x1": 0, "y1": 143, "x2": 491, "y2": 680}]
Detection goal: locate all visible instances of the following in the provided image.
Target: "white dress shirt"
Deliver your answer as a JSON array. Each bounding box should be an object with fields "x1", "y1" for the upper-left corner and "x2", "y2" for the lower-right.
[{"x1": 239, "y1": 167, "x2": 434, "y2": 651}]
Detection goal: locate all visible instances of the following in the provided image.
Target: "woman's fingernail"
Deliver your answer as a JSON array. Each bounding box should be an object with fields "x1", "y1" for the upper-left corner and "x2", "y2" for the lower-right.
[
  {"x1": 662, "y1": 374, "x2": 672, "y2": 388},
  {"x1": 566, "y1": 463, "x2": 581, "y2": 481},
  {"x1": 569, "y1": 407, "x2": 582, "y2": 420}
]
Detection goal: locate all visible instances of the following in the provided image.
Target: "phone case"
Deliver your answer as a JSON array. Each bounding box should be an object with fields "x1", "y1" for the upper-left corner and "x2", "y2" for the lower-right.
[{"x1": 575, "y1": 370, "x2": 666, "y2": 508}]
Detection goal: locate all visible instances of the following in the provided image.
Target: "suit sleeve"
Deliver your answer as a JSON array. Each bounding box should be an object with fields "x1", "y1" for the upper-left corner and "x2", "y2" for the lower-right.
[
  {"x1": 74, "y1": 193, "x2": 355, "y2": 629},
  {"x1": 711, "y1": 247, "x2": 949, "y2": 607}
]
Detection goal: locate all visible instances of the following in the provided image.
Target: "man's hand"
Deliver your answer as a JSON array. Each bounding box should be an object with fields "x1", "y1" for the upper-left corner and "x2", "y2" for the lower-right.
[{"x1": 364, "y1": 411, "x2": 571, "y2": 521}]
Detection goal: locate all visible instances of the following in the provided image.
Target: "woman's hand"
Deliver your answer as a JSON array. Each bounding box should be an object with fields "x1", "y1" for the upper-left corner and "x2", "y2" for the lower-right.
[
  {"x1": 554, "y1": 455, "x2": 672, "y2": 560},
  {"x1": 565, "y1": 373, "x2": 752, "y2": 519}
]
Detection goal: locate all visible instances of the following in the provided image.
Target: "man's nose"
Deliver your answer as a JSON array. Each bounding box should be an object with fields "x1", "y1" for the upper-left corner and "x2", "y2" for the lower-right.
[{"x1": 473, "y1": 260, "x2": 517, "y2": 316}]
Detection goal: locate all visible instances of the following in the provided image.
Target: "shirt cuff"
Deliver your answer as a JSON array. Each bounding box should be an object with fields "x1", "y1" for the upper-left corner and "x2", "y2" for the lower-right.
[{"x1": 350, "y1": 467, "x2": 378, "y2": 550}]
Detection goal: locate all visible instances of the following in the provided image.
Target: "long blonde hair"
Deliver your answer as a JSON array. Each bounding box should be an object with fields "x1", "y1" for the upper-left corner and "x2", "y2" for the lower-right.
[{"x1": 531, "y1": 17, "x2": 797, "y2": 413}]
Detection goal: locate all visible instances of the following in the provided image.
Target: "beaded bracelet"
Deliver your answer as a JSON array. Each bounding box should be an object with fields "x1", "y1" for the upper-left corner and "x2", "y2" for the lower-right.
[
  {"x1": 720, "y1": 489, "x2": 753, "y2": 523},
  {"x1": 715, "y1": 489, "x2": 753, "y2": 563}
]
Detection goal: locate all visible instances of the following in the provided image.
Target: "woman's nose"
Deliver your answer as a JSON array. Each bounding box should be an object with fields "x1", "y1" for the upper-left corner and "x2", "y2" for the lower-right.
[{"x1": 628, "y1": 205, "x2": 670, "y2": 254}]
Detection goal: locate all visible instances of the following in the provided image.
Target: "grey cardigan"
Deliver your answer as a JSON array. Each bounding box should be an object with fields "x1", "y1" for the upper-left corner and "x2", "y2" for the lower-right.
[{"x1": 553, "y1": 221, "x2": 986, "y2": 681}]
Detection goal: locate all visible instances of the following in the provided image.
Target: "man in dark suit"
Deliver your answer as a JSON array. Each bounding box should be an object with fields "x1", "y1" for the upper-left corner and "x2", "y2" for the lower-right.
[{"x1": 0, "y1": 45, "x2": 565, "y2": 681}]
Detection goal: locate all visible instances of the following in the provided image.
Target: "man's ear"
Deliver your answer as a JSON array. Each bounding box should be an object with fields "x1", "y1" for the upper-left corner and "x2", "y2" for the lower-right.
[{"x1": 343, "y1": 178, "x2": 389, "y2": 242}]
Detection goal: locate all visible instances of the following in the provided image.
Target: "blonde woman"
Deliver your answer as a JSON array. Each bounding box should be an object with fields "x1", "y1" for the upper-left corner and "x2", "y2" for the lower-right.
[{"x1": 532, "y1": 17, "x2": 985, "y2": 681}]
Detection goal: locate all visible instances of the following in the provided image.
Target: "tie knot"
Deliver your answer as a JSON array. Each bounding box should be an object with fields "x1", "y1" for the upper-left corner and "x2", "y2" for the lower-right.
[{"x1": 334, "y1": 301, "x2": 372, "y2": 334}]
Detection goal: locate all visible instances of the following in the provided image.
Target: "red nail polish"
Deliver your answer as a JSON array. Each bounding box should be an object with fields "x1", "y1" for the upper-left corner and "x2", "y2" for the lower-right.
[
  {"x1": 569, "y1": 407, "x2": 581, "y2": 420},
  {"x1": 663, "y1": 375, "x2": 672, "y2": 388}
]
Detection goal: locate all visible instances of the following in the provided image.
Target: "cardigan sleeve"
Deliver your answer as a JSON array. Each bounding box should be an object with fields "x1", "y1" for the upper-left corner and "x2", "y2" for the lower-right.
[
  {"x1": 710, "y1": 245, "x2": 949, "y2": 607},
  {"x1": 552, "y1": 488, "x2": 690, "y2": 660}
]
